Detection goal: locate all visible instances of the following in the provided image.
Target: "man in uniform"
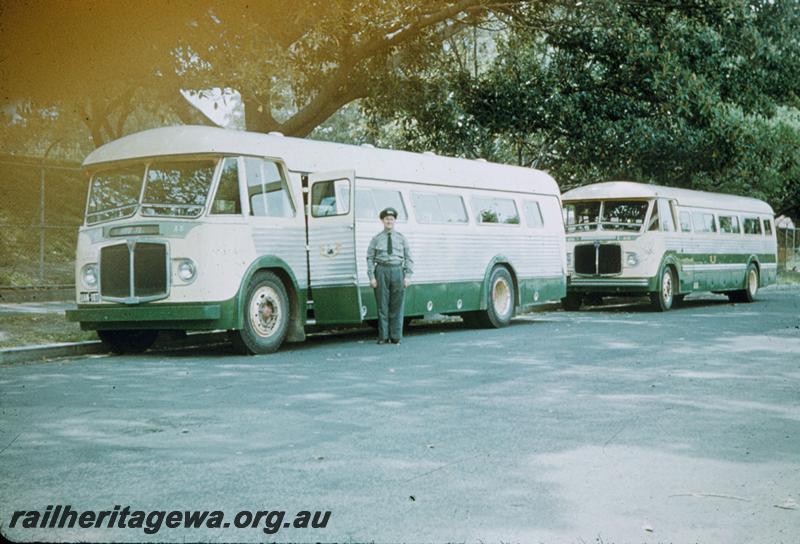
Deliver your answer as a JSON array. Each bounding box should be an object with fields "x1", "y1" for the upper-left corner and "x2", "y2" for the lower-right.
[{"x1": 366, "y1": 207, "x2": 413, "y2": 344}]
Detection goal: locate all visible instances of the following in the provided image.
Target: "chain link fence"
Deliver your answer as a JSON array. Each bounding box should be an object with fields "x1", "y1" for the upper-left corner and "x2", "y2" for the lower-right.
[
  {"x1": 778, "y1": 227, "x2": 800, "y2": 275},
  {"x1": 0, "y1": 155, "x2": 85, "y2": 288}
]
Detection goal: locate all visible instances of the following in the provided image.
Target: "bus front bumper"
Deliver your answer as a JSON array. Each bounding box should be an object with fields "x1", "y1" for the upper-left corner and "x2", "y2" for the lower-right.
[
  {"x1": 66, "y1": 301, "x2": 236, "y2": 331},
  {"x1": 567, "y1": 276, "x2": 657, "y2": 295}
]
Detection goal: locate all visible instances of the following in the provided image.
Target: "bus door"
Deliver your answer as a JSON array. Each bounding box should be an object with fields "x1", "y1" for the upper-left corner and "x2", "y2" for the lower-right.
[
  {"x1": 665, "y1": 198, "x2": 692, "y2": 291},
  {"x1": 307, "y1": 171, "x2": 363, "y2": 324}
]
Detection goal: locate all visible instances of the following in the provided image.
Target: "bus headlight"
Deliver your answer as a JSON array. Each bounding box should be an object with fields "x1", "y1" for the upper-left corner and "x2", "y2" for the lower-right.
[
  {"x1": 625, "y1": 252, "x2": 639, "y2": 267},
  {"x1": 566, "y1": 252, "x2": 573, "y2": 267},
  {"x1": 81, "y1": 264, "x2": 98, "y2": 288},
  {"x1": 176, "y1": 259, "x2": 197, "y2": 282}
]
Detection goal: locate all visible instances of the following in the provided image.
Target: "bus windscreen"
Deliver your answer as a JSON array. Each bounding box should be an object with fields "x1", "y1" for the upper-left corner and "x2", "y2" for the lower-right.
[
  {"x1": 86, "y1": 166, "x2": 145, "y2": 225},
  {"x1": 600, "y1": 200, "x2": 649, "y2": 231},
  {"x1": 141, "y1": 160, "x2": 217, "y2": 217}
]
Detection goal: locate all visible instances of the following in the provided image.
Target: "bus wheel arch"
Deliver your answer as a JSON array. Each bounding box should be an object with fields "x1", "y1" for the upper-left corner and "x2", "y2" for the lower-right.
[
  {"x1": 265, "y1": 267, "x2": 304, "y2": 342},
  {"x1": 230, "y1": 269, "x2": 294, "y2": 355},
  {"x1": 650, "y1": 263, "x2": 677, "y2": 312},
  {"x1": 472, "y1": 264, "x2": 517, "y2": 328},
  {"x1": 729, "y1": 261, "x2": 759, "y2": 303}
]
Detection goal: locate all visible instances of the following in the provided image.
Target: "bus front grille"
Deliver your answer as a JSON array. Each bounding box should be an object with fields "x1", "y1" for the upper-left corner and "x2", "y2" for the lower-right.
[
  {"x1": 574, "y1": 243, "x2": 622, "y2": 275},
  {"x1": 100, "y1": 242, "x2": 168, "y2": 302},
  {"x1": 598, "y1": 244, "x2": 622, "y2": 274},
  {"x1": 574, "y1": 244, "x2": 596, "y2": 274}
]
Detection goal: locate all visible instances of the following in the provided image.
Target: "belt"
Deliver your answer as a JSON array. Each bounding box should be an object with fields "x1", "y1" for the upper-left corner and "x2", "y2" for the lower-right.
[{"x1": 376, "y1": 263, "x2": 402, "y2": 267}]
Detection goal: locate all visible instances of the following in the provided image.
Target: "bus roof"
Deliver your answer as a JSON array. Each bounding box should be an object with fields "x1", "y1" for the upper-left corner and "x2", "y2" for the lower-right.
[
  {"x1": 562, "y1": 181, "x2": 774, "y2": 215},
  {"x1": 83, "y1": 125, "x2": 560, "y2": 196}
]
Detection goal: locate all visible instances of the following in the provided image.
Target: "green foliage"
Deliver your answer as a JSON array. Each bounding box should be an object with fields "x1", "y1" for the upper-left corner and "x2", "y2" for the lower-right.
[
  {"x1": 366, "y1": 0, "x2": 800, "y2": 214},
  {"x1": 0, "y1": 1, "x2": 513, "y2": 147}
]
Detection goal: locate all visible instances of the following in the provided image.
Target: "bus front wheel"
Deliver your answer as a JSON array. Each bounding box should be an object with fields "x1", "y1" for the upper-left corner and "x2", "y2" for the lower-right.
[
  {"x1": 98, "y1": 330, "x2": 158, "y2": 354},
  {"x1": 728, "y1": 263, "x2": 759, "y2": 303},
  {"x1": 650, "y1": 266, "x2": 676, "y2": 312},
  {"x1": 230, "y1": 271, "x2": 290, "y2": 355}
]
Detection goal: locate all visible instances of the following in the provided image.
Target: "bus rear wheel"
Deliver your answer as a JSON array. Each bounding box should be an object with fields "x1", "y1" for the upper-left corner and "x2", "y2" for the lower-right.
[
  {"x1": 98, "y1": 330, "x2": 158, "y2": 354},
  {"x1": 474, "y1": 266, "x2": 515, "y2": 328},
  {"x1": 728, "y1": 263, "x2": 759, "y2": 303},
  {"x1": 230, "y1": 271, "x2": 290, "y2": 355},
  {"x1": 650, "y1": 266, "x2": 676, "y2": 312}
]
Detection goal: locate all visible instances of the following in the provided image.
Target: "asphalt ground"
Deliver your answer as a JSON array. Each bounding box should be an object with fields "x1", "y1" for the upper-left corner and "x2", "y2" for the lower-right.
[{"x1": 1, "y1": 285, "x2": 799, "y2": 543}]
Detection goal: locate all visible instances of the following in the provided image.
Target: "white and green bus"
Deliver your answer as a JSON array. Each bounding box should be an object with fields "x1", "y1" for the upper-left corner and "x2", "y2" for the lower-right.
[
  {"x1": 66, "y1": 126, "x2": 566, "y2": 354},
  {"x1": 561, "y1": 181, "x2": 777, "y2": 311}
]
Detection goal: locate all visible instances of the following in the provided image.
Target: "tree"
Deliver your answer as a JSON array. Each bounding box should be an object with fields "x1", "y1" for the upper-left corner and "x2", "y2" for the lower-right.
[
  {"x1": 0, "y1": 0, "x2": 520, "y2": 148},
  {"x1": 364, "y1": 0, "x2": 800, "y2": 211}
]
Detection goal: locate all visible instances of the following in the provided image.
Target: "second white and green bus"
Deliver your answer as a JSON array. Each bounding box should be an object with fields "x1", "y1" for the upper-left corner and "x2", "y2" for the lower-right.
[
  {"x1": 66, "y1": 126, "x2": 567, "y2": 353},
  {"x1": 561, "y1": 181, "x2": 777, "y2": 311}
]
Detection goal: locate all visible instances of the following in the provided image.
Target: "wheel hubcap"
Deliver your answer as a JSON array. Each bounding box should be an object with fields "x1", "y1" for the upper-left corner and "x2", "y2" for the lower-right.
[
  {"x1": 662, "y1": 271, "x2": 673, "y2": 304},
  {"x1": 748, "y1": 268, "x2": 758, "y2": 295},
  {"x1": 249, "y1": 286, "x2": 281, "y2": 338},
  {"x1": 492, "y1": 277, "x2": 511, "y2": 317}
]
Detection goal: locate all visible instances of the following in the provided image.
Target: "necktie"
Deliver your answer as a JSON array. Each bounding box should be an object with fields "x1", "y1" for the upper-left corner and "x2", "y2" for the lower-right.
[{"x1": 387, "y1": 232, "x2": 393, "y2": 255}]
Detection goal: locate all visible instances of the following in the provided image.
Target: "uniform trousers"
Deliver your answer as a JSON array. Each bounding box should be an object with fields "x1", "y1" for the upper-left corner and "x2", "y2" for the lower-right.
[{"x1": 374, "y1": 264, "x2": 406, "y2": 341}]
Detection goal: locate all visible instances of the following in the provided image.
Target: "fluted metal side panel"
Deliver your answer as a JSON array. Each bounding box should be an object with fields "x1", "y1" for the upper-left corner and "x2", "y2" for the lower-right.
[
  {"x1": 309, "y1": 226, "x2": 357, "y2": 286},
  {"x1": 682, "y1": 237, "x2": 775, "y2": 256},
  {"x1": 251, "y1": 225, "x2": 309, "y2": 288}
]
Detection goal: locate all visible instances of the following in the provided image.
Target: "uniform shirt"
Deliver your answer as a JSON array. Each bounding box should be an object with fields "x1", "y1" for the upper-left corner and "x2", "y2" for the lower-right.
[{"x1": 366, "y1": 229, "x2": 414, "y2": 280}]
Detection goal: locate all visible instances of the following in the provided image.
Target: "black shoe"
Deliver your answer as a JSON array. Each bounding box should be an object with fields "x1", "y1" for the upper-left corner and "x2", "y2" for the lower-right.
[{"x1": 390, "y1": 339, "x2": 401, "y2": 344}]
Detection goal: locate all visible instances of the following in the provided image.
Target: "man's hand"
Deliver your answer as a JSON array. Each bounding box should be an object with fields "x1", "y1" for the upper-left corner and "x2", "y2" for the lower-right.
[
  {"x1": 370, "y1": 278, "x2": 378, "y2": 288},
  {"x1": 403, "y1": 278, "x2": 411, "y2": 288}
]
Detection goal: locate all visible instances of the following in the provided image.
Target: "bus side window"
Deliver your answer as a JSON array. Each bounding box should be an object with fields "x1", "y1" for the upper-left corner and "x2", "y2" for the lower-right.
[
  {"x1": 355, "y1": 188, "x2": 376, "y2": 220},
  {"x1": 524, "y1": 200, "x2": 544, "y2": 228},
  {"x1": 412, "y1": 192, "x2": 467, "y2": 224},
  {"x1": 763, "y1": 218, "x2": 773, "y2": 235},
  {"x1": 719, "y1": 215, "x2": 740, "y2": 234},
  {"x1": 691, "y1": 211, "x2": 704, "y2": 232},
  {"x1": 473, "y1": 196, "x2": 520, "y2": 224},
  {"x1": 659, "y1": 199, "x2": 676, "y2": 232},
  {"x1": 372, "y1": 188, "x2": 408, "y2": 221},
  {"x1": 706, "y1": 214, "x2": 717, "y2": 232},
  {"x1": 679, "y1": 211, "x2": 692, "y2": 232},
  {"x1": 211, "y1": 157, "x2": 242, "y2": 215},
  {"x1": 245, "y1": 158, "x2": 294, "y2": 217},
  {"x1": 648, "y1": 201, "x2": 659, "y2": 231},
  {"x1": 691, "y1": 211, "x2": 716, "y2": 233},
  {"x1": 438, "y1": 194, "x2": 468, "y2": 223},
  {"x1": 743, "y1": 217, "x2": 762, "y2": 235}
]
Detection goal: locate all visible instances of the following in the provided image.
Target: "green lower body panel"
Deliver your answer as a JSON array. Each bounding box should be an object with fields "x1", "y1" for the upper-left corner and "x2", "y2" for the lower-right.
[
  {"x1": 310, "y1": 284, "x2": 363, "y2": 325},
  {"x1": 358, "y1": 275, "x2": 566, "y2": 320},
  {"x1": 518, "y1": 276, "x2": 567, "y2": 308},
  {"x1": 66, "y1": 298, "x2": 239, "y2": 331},
  {"x1": 569, "y1": 261, "x2": 778, "y2": 297}
]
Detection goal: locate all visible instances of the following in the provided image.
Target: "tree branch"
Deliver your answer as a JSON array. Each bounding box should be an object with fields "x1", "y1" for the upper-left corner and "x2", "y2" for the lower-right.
[{"x1": 272, "y1": 1, "x2": 502, "y2": 136}]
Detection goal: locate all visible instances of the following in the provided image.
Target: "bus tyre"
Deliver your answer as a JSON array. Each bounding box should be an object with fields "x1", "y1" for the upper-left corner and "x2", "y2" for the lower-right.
[
  {"x1": 230, "y1": 271, "x2": 290, "y2": 355},
  {"x1": 98, "y1": 330, "x2": 158, "y2": 354},
  {"x1": 561, "y1": 293, "x2": 583, "y2": 311},
  {"x1": 650, "y1": 266, "x2": 675, "y2": 312},
  {"x1": 729, "y1": 263, "x2": 759, "y2": 303},
  {"x1": 481, "y1": 267, "x2": 515, "y2": 328}
]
